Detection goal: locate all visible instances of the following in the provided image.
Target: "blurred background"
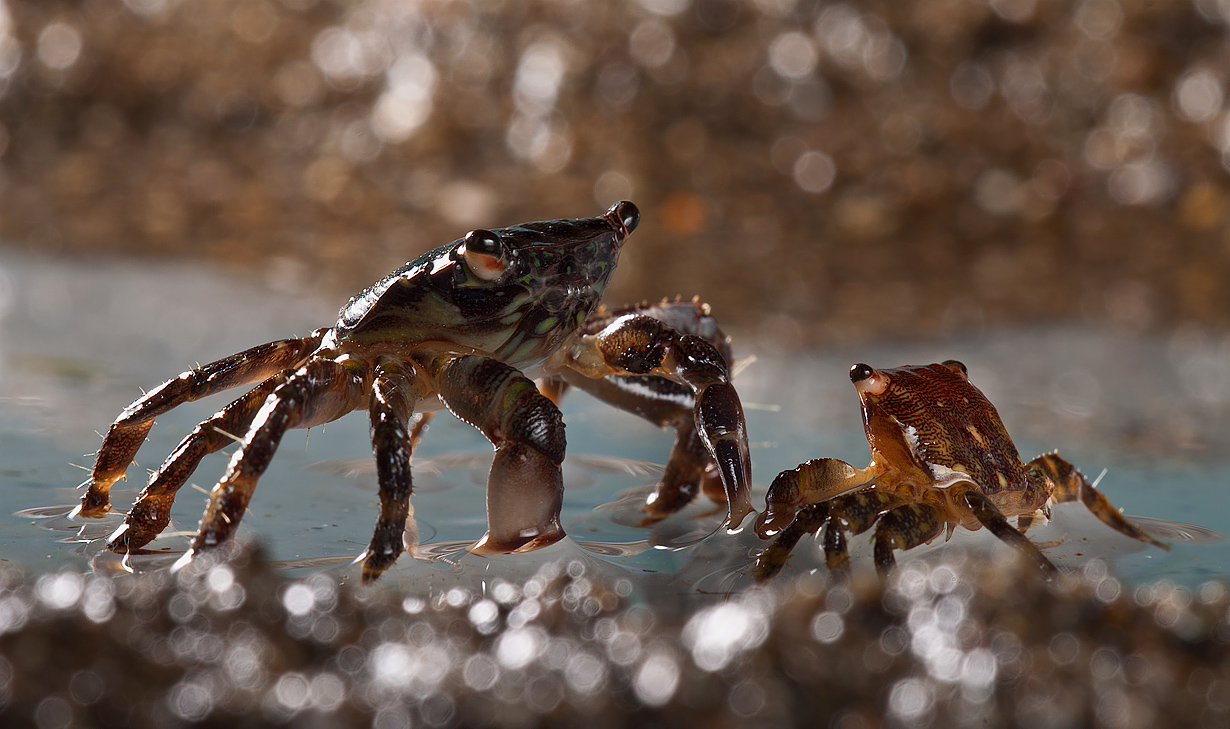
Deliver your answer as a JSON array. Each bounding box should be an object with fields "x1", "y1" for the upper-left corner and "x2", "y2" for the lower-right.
[
  {"x1": 1, "y1": 0, "x2": 1228, "y2": 345},
  {"x1": 3, "y1": 7, "x2": 1230, "y2": 724}
]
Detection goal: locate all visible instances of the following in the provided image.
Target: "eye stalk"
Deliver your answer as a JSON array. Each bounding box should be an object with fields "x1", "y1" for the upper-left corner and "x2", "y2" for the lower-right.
[
  {"x1": 850, "y1": 362, "x2": 889, "y2": 396},
  {"x1": 463, "y1": 229, "x2": 508, "y2": 281}
]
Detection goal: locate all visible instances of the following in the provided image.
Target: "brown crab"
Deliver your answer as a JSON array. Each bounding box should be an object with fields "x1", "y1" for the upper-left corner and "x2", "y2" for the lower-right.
[
  {"x1": 754, "y1": 360, "x2": 1168, "y2": 580},
  {"x1": 71, "y1": 202, "x2": 754, "y2": 581}
]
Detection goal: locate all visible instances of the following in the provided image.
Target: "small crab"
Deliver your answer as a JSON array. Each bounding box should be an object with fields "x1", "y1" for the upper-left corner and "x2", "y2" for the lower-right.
[
  {"x1": 73, "y1": 201, "x2": 754, "y2": 581},
  {"x1": 753, "y1": 360, "x2": 1168, "y2": 581}
]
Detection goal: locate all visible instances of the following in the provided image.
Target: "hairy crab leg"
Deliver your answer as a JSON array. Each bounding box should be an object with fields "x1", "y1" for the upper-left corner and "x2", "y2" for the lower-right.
[
  {"x1": 177, "y1": 356, "x2": 370, "y2": 566},
  {"x1": 434, "y1": 355, "x2": 566, "y2": 555},
  {"x1": 75, "y1": 331, "x2": 325, "y2": 518},
  {"x1": 107, "y1": 372, "x2": 290, "y2": 551},
  {"x1": 755, "y1": 457, "x2": 874, "y2": 538},
  {"x1": 563, "y1": 314, "x2": 754, "y2": 530},
  {"x1": 871, "y1": 503, "x2": 947, "y2": 578},
  {"x1": 823, "y1": 518, "x2": 849, "y2": 574},
  {"x1": 362, "y1": 358, "x2": 428, "y2": 583},
  {"x1": 955, "y1": 484, "x2": 1059, "y2": 575},
  {"x1": 1029, "y1": 453, "x2": 1169, "y2": 550}
]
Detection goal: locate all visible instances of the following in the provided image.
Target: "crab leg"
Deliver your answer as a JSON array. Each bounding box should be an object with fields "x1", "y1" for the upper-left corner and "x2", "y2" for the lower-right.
[
  {"x1": 956, "y1": 484, "x2": 1058, "y2": 575},
  {"x1": 561, "y1": 371, "x2": 721, "y2": 522},
  {"x1": 1029, "y1": 453, "x2": 1169, "y2": 550},
  {"x1": 107, "y1": 372, "x2": 289, "y2": 551},
  {"x1": 871, "y1": 503, "x2": 948, "y2": 577},
  {"x1": 75, "y1": 331, "x2": 324, "y2": 518},
  {"x1": 546, "y1": 367, "x2": 721, "y2": 520},
  {"x1": 563, "y1": 314, "x2": 754, "y2": 529},
  {"x1": 362, "y1": 358, "x2": 427, "y2": 582},
  {"x1": 179, "y1": 356, "x2": 370, "y2": 563},
  {"x1": 435, "y1": 354, "x2": 566, "y2": 554},
  {"x1": 823, "y1": 518, "x2": 849, "y2": 574},
  {"x1": 651, "y1": 420, "x2": 720, "y2": 519},
  {"x1": 752, "y1": 501, "x2": 830, "y2": 581}
]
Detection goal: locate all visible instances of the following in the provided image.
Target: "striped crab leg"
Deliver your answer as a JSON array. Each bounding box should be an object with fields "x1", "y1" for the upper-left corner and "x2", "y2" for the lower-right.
[{"x1": 75, "y1": 331, "x2": 324, "y2": 519}]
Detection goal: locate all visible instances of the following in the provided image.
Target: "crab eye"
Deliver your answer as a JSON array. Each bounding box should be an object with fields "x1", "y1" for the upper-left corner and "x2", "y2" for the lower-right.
[
  {"x1": 607, "y1": 200, "x2": 640, "y2": 235},
  {"x1": 463, "y1": 229, "x2": 507, "y2": 281},
  {"x1": 942, "y1": 359, "x2": 968, "y2": 376},
  {"x1": 849, "y1": 363, "x2": 875, "y2": 383}
]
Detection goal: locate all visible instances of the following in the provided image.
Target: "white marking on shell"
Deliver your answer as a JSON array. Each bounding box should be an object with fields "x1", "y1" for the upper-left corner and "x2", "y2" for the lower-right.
[
  {"x1": 928, "y1": 463, "x2": 972, "y2": 489},
  {"x1": 430, "y1": 247, "x2": 459, "y2": 275}
]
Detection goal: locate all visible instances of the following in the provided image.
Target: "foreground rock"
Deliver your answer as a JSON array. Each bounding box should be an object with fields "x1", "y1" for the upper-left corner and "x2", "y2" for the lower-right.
[{"x1": 0, "y1": 544, "x2": 1227, "y2": 728}]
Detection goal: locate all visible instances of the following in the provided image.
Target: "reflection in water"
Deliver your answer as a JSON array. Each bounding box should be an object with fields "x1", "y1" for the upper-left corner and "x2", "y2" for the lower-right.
[{"x1": 16, "y1": 448, "x2": 1219, "y2": 604}]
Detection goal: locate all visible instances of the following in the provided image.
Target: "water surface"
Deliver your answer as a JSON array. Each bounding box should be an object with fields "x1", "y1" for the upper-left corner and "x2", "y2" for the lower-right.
[{"x1": 2, "y1": 254, "x2": 1224, "y2": 591}]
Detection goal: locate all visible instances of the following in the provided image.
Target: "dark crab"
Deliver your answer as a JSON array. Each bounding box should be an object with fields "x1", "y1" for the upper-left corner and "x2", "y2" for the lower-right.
[
  {"x1": 73, "y1": 202, "x2": 754, "y2": 581},
  {"x1": 754, "y1": 360, "x2": 1168, "y2": 581}
]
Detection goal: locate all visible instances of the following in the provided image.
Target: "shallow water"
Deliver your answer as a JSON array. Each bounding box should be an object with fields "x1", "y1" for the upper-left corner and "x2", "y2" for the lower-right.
[{"x1": 1, "y1": 254, "x2": 1226, "y2": 592}]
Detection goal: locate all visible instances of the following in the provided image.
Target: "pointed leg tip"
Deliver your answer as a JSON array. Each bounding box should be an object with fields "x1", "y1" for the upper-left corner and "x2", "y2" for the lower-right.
[
  {"x1": 1031, "y1": 550, "x2": 1060, "y2": 577},
  {"x1": 72, "y1": 496, "x2": 113, "y2": 519},
  {"x1": 360, "y1": 550, "x2": 400, "y2": 584},
  {"x1": 467, "y1": 534, "x2": 501, "y2": 556},
  {"x1": 513, "y1": 531, "x2": 565, "y2": 553},
  {"x1": 104, "y1": 524, "x2": 131, "y2": 553},
  {"x1": 639, "y1": 491, "x2": 673, "y2": 524},
  {"x1": 170, "y1": 550, "x2": 195, "y2": 574},
  {"x1": 639, "y1": 493, "x2": 677, "y2": 526}
]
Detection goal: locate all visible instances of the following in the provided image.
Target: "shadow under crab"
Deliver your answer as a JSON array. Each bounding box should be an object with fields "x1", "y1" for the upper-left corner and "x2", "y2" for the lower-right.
[
  {"x1": 754, "y1": 360, "x2": 1169, "y2": 581},
  {"x1": 71, "y1": 202, "x2": 754, "y2": 582}
]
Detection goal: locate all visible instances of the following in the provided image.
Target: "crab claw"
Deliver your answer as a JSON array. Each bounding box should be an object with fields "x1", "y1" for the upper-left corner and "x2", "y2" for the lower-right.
[
  {"x1": 755, "y1": 502, "x2": 798, "y2": 539},
  {"x1": 755, "y1": 458, "x2": 866, "y2": 539}
]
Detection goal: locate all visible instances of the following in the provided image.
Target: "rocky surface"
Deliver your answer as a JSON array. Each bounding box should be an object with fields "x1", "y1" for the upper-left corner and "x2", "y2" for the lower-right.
[{"x1": 0, "y1": 544, "x2": 1228, "y2": 728}]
